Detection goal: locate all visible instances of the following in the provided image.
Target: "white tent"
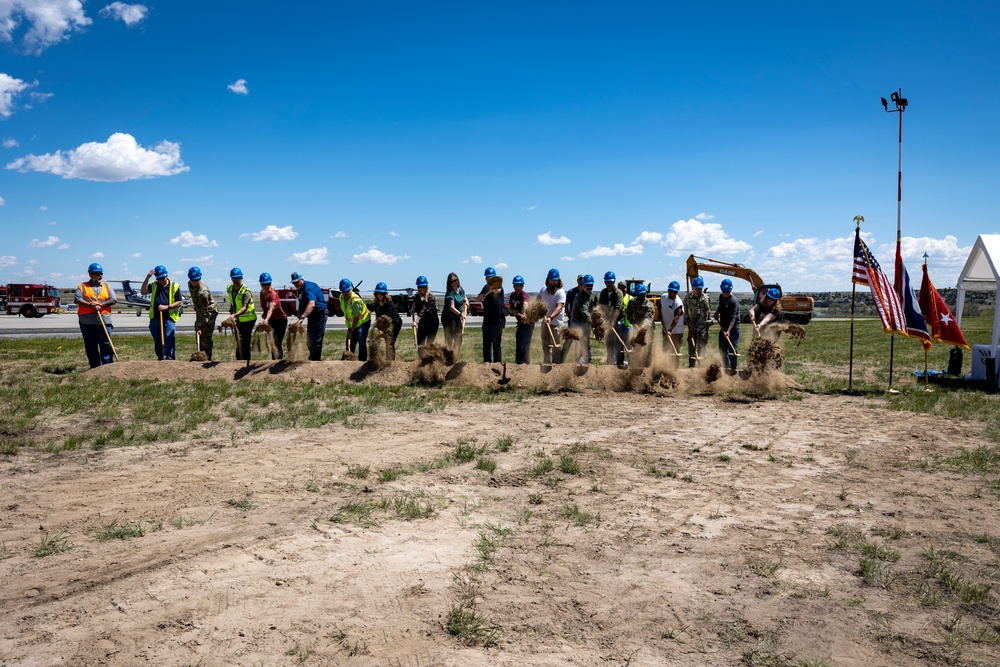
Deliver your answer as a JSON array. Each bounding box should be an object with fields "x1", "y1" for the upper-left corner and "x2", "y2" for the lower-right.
[{"x1": 955, "y1": 234, "x2": 1000, "y2": 364}]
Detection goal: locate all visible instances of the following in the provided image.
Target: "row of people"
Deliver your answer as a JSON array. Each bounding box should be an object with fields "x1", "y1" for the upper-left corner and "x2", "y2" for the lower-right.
[{"x1": 75, "y1": 263, "x2": 782, "y2": 368}]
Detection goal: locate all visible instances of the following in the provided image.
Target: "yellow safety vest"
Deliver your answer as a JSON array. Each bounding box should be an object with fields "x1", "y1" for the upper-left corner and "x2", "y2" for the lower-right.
[
  {"x1": 339, "y1": 292, "x2": 371, "y2": 328},
  {"x1": 78, "y1": 282, "x2": 111, "y2": 316},
  {"x1": 149, "y1": 282, "x2": 182, "y2": 322},
  {"x1": 227, "y1": 283, "x2": 257, "y2": 323},
  {"x1": 622, "y1": 293, "x2": 632, "y2": 326}
]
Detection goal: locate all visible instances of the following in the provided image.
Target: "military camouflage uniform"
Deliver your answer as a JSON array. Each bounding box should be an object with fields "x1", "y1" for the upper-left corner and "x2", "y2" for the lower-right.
[
  {"x1": 625, "y1": 296, "x2": 656, "y2": 368},
  {"x1": 683, "y1": 291, "x2": 711, "y2": 367},
  {"x1": 188, "y1": 280, "x2": 219, "y2": 360}
]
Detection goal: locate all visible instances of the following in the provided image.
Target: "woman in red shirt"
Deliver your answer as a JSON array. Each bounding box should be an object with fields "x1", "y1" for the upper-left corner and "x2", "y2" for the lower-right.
[{"x1": 258, "y1": 272, "x2": 288, "y2": 360}]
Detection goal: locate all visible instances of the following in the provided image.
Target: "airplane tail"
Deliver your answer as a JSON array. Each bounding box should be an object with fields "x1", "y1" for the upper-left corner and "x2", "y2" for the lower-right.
[{"x1": 121, "y1": 279, "x2": 140, "y2": 298}]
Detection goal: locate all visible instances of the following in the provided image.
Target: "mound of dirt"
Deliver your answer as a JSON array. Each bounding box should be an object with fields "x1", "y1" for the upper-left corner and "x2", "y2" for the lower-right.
[{"x1": 341, "y1": 350, "x2": 358, "y2": 361}]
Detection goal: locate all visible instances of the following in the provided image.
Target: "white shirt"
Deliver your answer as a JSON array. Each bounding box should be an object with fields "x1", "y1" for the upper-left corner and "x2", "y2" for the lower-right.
[
  {"x1": 538, "y1": 287, "x2": 566, "y2": 327},
  {"x1": 661, "y1": 294, "x2": 684, "y2": 334}
]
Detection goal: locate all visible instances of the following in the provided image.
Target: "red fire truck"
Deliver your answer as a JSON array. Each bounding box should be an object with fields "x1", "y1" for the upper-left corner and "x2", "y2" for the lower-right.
[{"x1": 0, "y1": 283, "x2": 61, "y2": 317}]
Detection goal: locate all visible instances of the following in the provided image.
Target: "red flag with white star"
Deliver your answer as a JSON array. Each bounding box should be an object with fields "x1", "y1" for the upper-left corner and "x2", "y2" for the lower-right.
[{"x1": 918, "y1": 263, "x2": 970, "y2": 349}]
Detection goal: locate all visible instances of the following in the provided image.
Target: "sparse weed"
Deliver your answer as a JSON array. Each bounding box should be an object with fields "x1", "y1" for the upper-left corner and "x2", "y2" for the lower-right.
[
  {"x1": 377, "y1": 468, "x2": 402, "y2": 483},
  {"x1": 346, "y1": 464, "x2": 370, "y2": 480},
  {"x1": 494, "y1": 434, "x2": 514, "y2": 452},
  {"x1": 94, "y1": 518, "x2": 146, "y2": 542},
  {"x1": 475, "y1": 457, "x2": 497, "y2": 473},
  {"x1": 225, "y1": 495, "x2": 256, "y2": 510},
  {"x1": 530, "y1": 457, "x2": 554, "y2": 477},
  {"x1": 558, "y1": 454, "x2": 580, "y2": 475},
  {"x1": 561, "y1": 503, "x2": 597, "y2": 527},
  {"x1": 33, "y1": 530, "x2": 72, "y2": 557},
  {"x1": 718, "y1": 454, "x2": 731, "y2": 463},
  {"x1": 745, "y1": 555, "x2": 783, "y2": 578}
]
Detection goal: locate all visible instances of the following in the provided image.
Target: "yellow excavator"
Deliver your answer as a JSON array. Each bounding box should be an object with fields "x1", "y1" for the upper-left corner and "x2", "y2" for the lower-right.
[{"x1": 685, "y1": 255, "x2": 814, "y2": 324}]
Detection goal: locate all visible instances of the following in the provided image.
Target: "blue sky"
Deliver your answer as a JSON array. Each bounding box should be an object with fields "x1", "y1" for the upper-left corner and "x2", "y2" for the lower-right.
[{"x1": 1, "y1": 1, "x2": 998, "y2": 292}]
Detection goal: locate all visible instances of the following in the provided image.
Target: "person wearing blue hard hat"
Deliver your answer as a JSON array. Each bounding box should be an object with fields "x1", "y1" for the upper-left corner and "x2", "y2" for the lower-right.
[
  {"x1": 442, "y1": 272, "x2": 468, "y2": 358},
  {"x1": 141, "y1": 264, "x2": 183, "y2": 360},
  {"x1": 410, "y1": 275, "x2": 439, "y2": 346},
  {"x1": 257, "y1": 272, "x2": 287, "y2": 360},
  {"x1": 598, "y1": 271, "x2": 625, "y2": 366},
  {"x1": 537, "y1": 268, "x2": 566, "y2": 364},
  {"x1": 338, "y1": 278, "x2": 371, "y2": 361},
  {"x1": 372, "y1": 281, "x2": 403, "y2": 360},
  {"x1": 187, "y1": 266, "x2": 219, "y2": 361},
  {"x1": 75, "y1": 262, "x2": 118, "y2": 367},
  {"x1": 226, "y1": 268, "x2": 257, "y2": 362},
  {"x1": 476, "y1": 269, "x2": 505, "y2": 363},
  {"x1": 748, "y1": 286, "x2": 783, "y2": 334},
  {"x1": 624, "y1": 282, "x2": 656, "y2": 368},
  {"x1": 713, "y1": 278, "x2": 740, "y2": 372},
  {"x1": 683, "y1": 275, "x2": 711, "y2": 367},
  {"x1": 507, "y1": 274, "x2": 533, "y2": 364},
  {"x1": 660, "y1": 280, "x2": 685, "y2": 365},
  {"x1": 291, "y1": 271, "x2": 328, "y2": 360},
  {"x1": 568, "y1": 274, "x2": 597, "y2": 364}
]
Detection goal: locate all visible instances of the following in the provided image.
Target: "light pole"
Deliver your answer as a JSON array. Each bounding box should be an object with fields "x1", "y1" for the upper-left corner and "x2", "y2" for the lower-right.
[{"x1": 881, "y1": 88, "x2": 907, "y2": 390}]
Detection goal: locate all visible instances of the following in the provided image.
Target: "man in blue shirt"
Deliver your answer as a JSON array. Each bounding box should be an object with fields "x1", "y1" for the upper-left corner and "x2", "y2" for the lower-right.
[{"x1": 292, "y1": 272, "x2": 328, "y2": 361}]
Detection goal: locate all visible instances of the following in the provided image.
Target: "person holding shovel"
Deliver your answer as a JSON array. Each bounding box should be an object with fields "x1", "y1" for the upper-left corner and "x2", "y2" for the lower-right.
[
  {"x1": 748, "y1": 287, "x2": 782, "y2": 334},
  {"x1": 598, "y1": 271, "x2": 625, "y2": 366},
  {"x1": 75, "y1": 262, "x2": 118, "y2": 368},
  {"x1": 410, "y1": 275, "x2": 439, "y2": 346},
  {"x1": 338, "y1": 278, "x2": 371, "y2": 361},
  {"x1": 660, "y1": 280, "x2": 685, "y2": 367},
  {"x1": 372, "y1": 282, "x2": 402, "y2": 360},
  {"x1": 141, "y1": 265, "x2": 183, "y2": 360},
  {"x1": 187, "y1": 266, "x2": 218, "y2": 361},
  {"x1": 568, "y1": 274, "x2": 597, "y2": 365},
  {"x1": 508, "y1": 275, "x2": 533, "y2": 364},
  {"x1": 684, "y1": 276, "x2": 711, "y2": 368},
  {"x1": 292, "y1": 271, "x2": 328, "y2": 360},
  {"x1": 442, "y1": 272, "x2": 467, "y2": 357},
  {"x1": 714, "y1": 278, "x2": 740, "y2": 373},
  {"x1": 477, "y1": 267, "x2": 505, "y2": 363},
  {"x1": 537, "y1": 268, "x2": 565, "y2": 364},
  {"x1": 258, "y1": 272, "x2": 287, "y2": 360},
  {"x1": 227, "y1": 268, "x2": 257, "y2": 361},
  {"x1": 625, "y1": 283, "x2": 656, "y2": 368}
]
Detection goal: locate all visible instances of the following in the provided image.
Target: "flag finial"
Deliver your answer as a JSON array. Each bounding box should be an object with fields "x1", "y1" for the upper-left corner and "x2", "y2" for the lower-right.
[
  {"x1": 923, "y1": 251, "x2": 929, "y2": 264},
  {"x1": 853, "y1": 215, "x2": 864, "y2": 230}
]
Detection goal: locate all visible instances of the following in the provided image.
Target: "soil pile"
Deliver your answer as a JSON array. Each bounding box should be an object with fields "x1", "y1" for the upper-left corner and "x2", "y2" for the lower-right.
[
  {"x1": 341, "y1": 350, "x2": 358, "y2": 361},
  {"x1": 410, "y1": 343, "x2": 457, "y2": 384}
]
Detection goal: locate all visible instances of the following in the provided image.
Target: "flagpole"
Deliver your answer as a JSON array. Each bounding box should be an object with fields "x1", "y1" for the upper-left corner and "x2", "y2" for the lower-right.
[
  {"x1": 921, "y1": 252, "x2": 933, "y2": 392},
  {"x1": 882, "y1": 88, "x2": 907, "y2": 394},
  {"x1": 849, "y1": 216, "x2": 863, "y2": 391}
]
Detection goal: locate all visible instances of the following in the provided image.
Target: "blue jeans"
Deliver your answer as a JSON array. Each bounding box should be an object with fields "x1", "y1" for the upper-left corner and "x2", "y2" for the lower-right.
[
  {"x1": 80, "y1": 321, "x2": 114, "y2": 368},
  {"x1": 613, "y1": 322, "x2": 631, "y2": 366},
  {"x1": 348, "y1": 319, "x2": 371, "y2": 361},
  {"x1": 307, "y1": 311, "x2": 327, "y2": 360},
  {"x1": 149, "y1": 316, "x2": 177, "y2": 360},
  {"x1": 482, "y1": 321, "x2": 503, "y2": 363},
  {"x1": 719, "y1": 326, "x2": 740, "y2": 371},
  {"x1": 515, "y1": 323, "x2": 534, "y2": 364}
]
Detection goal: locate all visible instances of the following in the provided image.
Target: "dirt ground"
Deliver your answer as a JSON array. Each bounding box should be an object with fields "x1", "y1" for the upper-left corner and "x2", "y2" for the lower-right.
[{"x1": 2, "y1": 358, "x2": 1000, "y2": 666}]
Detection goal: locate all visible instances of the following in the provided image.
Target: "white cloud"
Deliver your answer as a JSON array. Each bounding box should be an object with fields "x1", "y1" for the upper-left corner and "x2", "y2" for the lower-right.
[
  {"x1": 2, "y1": 138, "x2": 18, "y2": 148},
  {"x1": 560, "y1": 256, "x2": 574, "y2": 262},
  {"x1": 26, "y1": 259, "x2": 37, "y2": 264},
  {"x1": 130, "y1": 252, "x2": 142, "y2": 258},
  {"x1": 752, "y1": 229, "x2": 764, "y2": 238},
  {"x1": 170, "y1": 230, "x2": 218, "y2": 248},
  {"x1": 0, "y1": 0, "x2": 91, "y2": 54},
  {"x1": 0, "y1": 73, "x2": 31, "y2": 118},
  {"x1": 495, "y1": 262, "x2": 508, "y2": 270},
  {"x1": 526, "y1": 205, "x2": 537, "y2": 211},
  {"x1": 6, "y1": 132, "x2": 189, "y2": 182},
  {"x1": 22, "y1": 266, "x2": 34, "y2": 275},
  {"x1": 885, "y1": 235, "x2": 971, "y2": 267},
  {"x1": 39, "y1": 205, "x2": 47, "y2": 210},
  {"x1": 0, "y1": 255, "x2": 16, "y2": 267},
  {"x1": 695, "y1": 212, "x2": 715, "y2": 221},
  {"x1": 91, "y1": 251, "x2": 103, "y2": 258},
  {"x1": 389, "y1": 230, "x2": 399, "y2": 237},
  {"x1": 578, "y1": 243, "x2": 644, "y2": 259},
  {"x1": 462, "y1": 255, "x2": 482, "y2": 265},
  {"x1": 662, "y1": 218, "x2": 752, "y2": 257},
  {"x1": 29, "y1": 235, "x2": 59, "y2": 248},
  {"x1": 27, "y1": 90, "x2": 52, "y2": 107},
  {"x1": 57, "y1": 242, "x2": 70, "y2": 250},
  {"x1": 179, "y1": 254, "x2": 214, "y2": 266},
  {"x1": 99, "y1": 3, "x2": 148, "y2": 26},
  {"x1": 537, "y1": 231, "x2": 571, "y2": 245},
  {"x1": 352, "y1": 247, "x2": 408, "y2": 265},
  {"x1": 0, "y1": 196, "x2": 4, "y2": 205},
  {"x1": 289, "y1": 247, "x2": 329, "y2": 265},
  {"x1": 241, "y1": 224, "x2": 298, "y2": 242},
  {"x1": 227, "y1": 78, "x2": 249, "y2": 95},
  {"x1": 334, "y1": 231, "x2": 348, "y2": 238},
  {"x1": 633, "y1": 231, "x2": 662, "y2": 245}
]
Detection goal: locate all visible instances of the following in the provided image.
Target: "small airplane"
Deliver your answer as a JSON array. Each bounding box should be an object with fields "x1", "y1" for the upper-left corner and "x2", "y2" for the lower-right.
[{"x1": 117, "y1": 279, "x2": 192, "y2": 317}]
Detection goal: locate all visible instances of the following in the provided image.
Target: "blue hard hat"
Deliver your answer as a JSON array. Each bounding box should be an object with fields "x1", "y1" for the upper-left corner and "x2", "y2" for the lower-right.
[
  {"x1": 633, "y1": 283, "x2": 648, "y2": 296},
  {"x1": 259, "y1": 272, "x2": 272, "y2": 285},
  {"x1": 604, "y1": 271, "x2": 616, "y2": 282},
  {"x1": 547, "y1": 268, "x2": 560, "y2": 281},
  {"x1": 188, "y1": 266, "x2": 202, "y2": 281},
  {"x1": 766, "y1": 287, "x2": 780, "y2": 300},
  {"x1": 88, "y1": 262, "x2": 103, "y2": 274},
  {"x1": 720, "y1": 279, "x2": 733, "y2": 293},
  {"x1": 230, "y1": 267, "x2": 243, "y2": 279},
  {"x1": 512, "y1": 275, "x2": 525, "y2": 285},
  {"x1": 668, "y1": 280, "x2": 681, "y2": 292},
  {"x1": 582, "y1": 274, "x2": 595, "y2": 286},
  {"x1": 484, "y1": 267, "x2": 496, "y2": 278},
  {"x1": 339, "y1": 278, "x2": 353, "y2": 292},
  {"x1": 374, "y1": 282, "x2": 388, "y2": 294},
  {"x1": 691, "y1": 276, "x2": 705, "y2": 289},
  {"x1": 416, "y1": 275, "x2": 429, "y2": 287},
  {"x1": 154, "y1": 265, "x2": 168, "y2": 279}
]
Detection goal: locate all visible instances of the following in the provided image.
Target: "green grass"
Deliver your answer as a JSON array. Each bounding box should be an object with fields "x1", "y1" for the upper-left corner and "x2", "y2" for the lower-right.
[
  {"x1": 224, "y1": 494, "x2": 256, "y2": 510},
  {"x1": 94, "y1": 518, "x2": 148, "y2": 542},
  {"x1": 33, "y1": 530, "x2": 73, "y2": 557}
]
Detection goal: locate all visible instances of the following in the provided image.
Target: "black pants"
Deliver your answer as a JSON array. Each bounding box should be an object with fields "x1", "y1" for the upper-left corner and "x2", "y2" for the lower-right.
[
  {"x1": 482, "y1": 321, "x2": 503, "y2": 363},
  {"x1": 235, "y1": 319, "x2": 255, "y2": 360},
  {"x1": 270, "y1": 318, "x2": 287, "y2": 360}
]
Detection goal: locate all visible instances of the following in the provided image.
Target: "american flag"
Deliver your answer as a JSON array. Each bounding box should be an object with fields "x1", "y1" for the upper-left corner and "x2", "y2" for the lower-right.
[{"x1": 853, "y1": 233, "x2": 906, "y2": 333}]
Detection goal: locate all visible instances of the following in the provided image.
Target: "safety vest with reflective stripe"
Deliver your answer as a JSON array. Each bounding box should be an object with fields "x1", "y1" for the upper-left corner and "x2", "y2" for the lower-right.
[
  {"x1": 339, "y1": 292, "x2": 371, "y2": 328},
  {"x1": 622, "y1": 293, "x2": 632, "y2": 326},
  {"x1": 227, "y1": 283, "x2": 257, "y2": 322},
  {"x1": 78, "y1": 282, "x2": 111, "y2": 316},
  {"x1": 149, "y1": 281, "x2": 182, "y2": 322}
]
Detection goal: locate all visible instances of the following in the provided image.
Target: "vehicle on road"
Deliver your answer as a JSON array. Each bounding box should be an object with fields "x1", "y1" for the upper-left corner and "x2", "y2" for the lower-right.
[{"x1": 0, "y1": 283, "x2": 60, "y2": 318}]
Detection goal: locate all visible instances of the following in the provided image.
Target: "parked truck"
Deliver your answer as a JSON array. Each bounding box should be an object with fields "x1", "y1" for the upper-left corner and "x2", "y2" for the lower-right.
[
  {"x1": 685, "y1": 255, "x2": 813, "y2": 324},
  {"x1": 0, "y1": 283, "x2": 61, "y2": 317}
]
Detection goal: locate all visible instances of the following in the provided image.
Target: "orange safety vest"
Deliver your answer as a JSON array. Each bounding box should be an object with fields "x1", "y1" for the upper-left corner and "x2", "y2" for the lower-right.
[{"x1": 78, "y1": 282, "x2": 111, "y2": 316}]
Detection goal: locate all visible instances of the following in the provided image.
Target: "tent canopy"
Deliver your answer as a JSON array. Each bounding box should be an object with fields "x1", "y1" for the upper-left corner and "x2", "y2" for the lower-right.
[{"x1": 955, "y1": 234, "x2": 1000, "y2": 357}]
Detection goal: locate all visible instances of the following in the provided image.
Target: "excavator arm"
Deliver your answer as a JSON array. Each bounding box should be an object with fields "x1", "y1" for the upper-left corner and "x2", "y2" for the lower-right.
[{"x1": 684, "y1": 254, "x2": 813, "y2": 324}]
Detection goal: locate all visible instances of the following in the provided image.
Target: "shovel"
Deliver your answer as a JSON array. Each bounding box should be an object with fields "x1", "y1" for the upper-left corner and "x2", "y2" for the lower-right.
[
  {"x1": 159, "y1": 309, "x2": 165, "y2": 359},
  {"x1": 664, "y1": 331, "x2": 682, "y2": 357},
  {"x1": 723, "y1": 331, "x2": 741, "y2": 358},
  {"x1": 611, "y1": 325, "x2": 632, "y2": 355},
  {"x1": 96, "y1": 313, "x2": 119, "y2": 362}
]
